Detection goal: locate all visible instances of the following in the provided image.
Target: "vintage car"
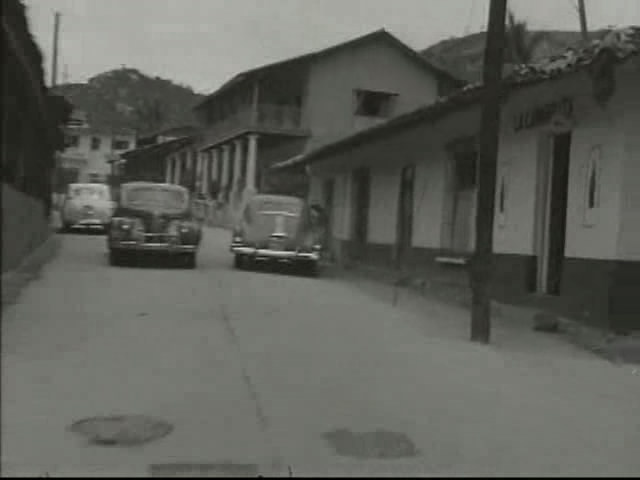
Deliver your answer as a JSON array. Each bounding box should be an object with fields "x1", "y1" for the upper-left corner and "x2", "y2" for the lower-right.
[
  {"x1": 107, "y1": 182, "x2": 202, "y2": 268},
  {"x1": 60, "y1": 183, "x2": 115, "y2": 232},
  {"x1": 230, "y1": 194, "x2": 324, "y2": 275}
]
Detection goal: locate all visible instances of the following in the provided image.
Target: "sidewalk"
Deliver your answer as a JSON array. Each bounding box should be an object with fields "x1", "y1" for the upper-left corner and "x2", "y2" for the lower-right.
[{"x1": 324, "y1": 261, "x2": 640, "y2": 366}]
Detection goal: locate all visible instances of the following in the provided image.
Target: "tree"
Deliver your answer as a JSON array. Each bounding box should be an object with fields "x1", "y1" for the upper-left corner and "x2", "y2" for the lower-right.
[
  {"x1": 504, "y1": 10, "x2": 546, "y2": 65},
  {"x1": 134, "y1": 97, "x2": 166, "y2": 136}
]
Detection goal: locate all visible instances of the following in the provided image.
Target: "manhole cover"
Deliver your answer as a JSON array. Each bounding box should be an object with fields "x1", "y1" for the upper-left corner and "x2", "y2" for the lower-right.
[
  {"x1": 69, "y1": 415, "x2": 173, "y2": 446},
  {"x1": 323, "y1": 428, "x2": 419, "y2": 459}
]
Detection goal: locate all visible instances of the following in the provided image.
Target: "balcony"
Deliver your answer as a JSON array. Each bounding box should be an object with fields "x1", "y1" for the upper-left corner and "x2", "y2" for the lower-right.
[{"x1": 201, "y1": 103, "x2": 308, "y2": 149}]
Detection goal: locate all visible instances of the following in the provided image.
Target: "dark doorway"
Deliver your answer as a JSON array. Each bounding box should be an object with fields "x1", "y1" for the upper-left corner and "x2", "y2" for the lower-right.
[
  {"x1": 323, "y1": 178, "x2": 335, "y2": 260},
  {"x1": 396, "y1": 165, "x2": 415, "y2": 269},
  {"x1": 351, "y1": 167, "x2": 370, "y2": 260},
  {"x1": 546, "y1": 132, "x2": 572, "y2": 295}
]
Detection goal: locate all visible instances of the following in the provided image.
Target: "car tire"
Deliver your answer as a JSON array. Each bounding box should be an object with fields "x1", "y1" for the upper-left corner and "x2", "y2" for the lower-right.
[
  {"x1": 183, "y1": 253, "x2": 197, "y2": 269},
  {"x1": 233, "y1": 254, "x2": 244, "y2": 270},
  {"x1": 109, "y1": 249, "x2": 124, "y2": 266},
  {"x1": 306, "y1": 260, "x2": 319, "y2": 277}
]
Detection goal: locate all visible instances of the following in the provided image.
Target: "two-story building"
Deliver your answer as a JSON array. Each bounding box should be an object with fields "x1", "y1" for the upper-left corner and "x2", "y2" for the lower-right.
[
  {"x1": 188, "y1": 29, "x2": 464, "y2": 226},
  {"x1": 57, "y1": 109, "x2": 137, "y2": 185},
  {"x1": 271, "y1": 26, "x2": 640, "y2": 333}
]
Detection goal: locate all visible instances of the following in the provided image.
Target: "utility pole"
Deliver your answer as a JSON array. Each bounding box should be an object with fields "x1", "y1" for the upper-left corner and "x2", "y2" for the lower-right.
[
  {"x1": 470, "y1": 0, "x2": 508, "y2": 344},
  {"x1": 577, "y1": 0, "x2": 589, "y2": 44},
  {"x1": 51, "y1": 11, "x2": 61, "y2": 87}
]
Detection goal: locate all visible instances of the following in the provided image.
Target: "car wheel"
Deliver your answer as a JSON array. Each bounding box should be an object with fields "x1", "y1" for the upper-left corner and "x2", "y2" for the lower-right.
[
  {"x1": 306, "y1": 260, "x2": 319, "y2": 277},
  {"x1": 109, "y1": 249, "x2": 124, "y2": 266},
  {"x1": 183, "y1": 253, "x2": 197, "y2": 269},
  {"x1": 233, "y1": 254, "x2": 244, "y2": 270}
]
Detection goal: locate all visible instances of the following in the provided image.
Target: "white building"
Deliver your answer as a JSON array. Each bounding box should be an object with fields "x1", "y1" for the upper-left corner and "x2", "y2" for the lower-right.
[
  {"x1": 58, "y1": 109, "x2": 137, "y2": 184},
  {"x1": 273, "y1": 26, "x2": 640, "y2": 333}
]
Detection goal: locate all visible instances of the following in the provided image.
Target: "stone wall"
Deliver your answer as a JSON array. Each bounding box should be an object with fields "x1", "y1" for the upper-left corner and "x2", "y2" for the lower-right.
[{"x1": 2, "y1": 183, "x2": 52, "y2": 273}]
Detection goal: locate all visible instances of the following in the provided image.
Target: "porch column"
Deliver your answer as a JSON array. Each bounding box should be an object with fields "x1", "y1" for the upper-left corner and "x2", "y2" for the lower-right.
[
  {"x1": 219, "y1": 144, "x2": 231, "y2": 201},
  {"x1": 232, "y1": 139, "x2": 243, "y2": 198},
  {"x1": 173, "y1": 154, "x2": 181, "y2": 185},
  {"x1": 201, "y1": 152, "x2": 211, "y2": 195},
  {"x1": 165, "y1": 156, "x2": 172, "y2": 183},
  {"x1": 245, "y1": 134, "x2": 259, "y2": 193},
  {"x1": 195, "y1": 151, "x2": 203, "y2": 193}
]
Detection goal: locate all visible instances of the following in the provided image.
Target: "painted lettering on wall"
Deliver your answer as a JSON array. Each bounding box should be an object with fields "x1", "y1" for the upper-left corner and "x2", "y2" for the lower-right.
[{"x1": 513, "y1": 97, "x2": 574, "y2": 133}]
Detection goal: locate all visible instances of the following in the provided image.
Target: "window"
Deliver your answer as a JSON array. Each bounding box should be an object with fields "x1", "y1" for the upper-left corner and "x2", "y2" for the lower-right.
[
  {"x1": 112, "y1": 139, "x2": 130, "y2": 151},
  {"x1": 354, "y1": 90, "x2": 396, "y2": 118},
  {"x1": 65, "y1": 135, "x2": 80, "y2": 148},
  {"x1": 91, "y1": 137, "x2": 101, "y2": 150},
  {"x1": 454, "y1": 151, "x2": 477, "y2": 191},
  {"x1": 583, "y1": 145, "x2": 602, "y2": 226}
]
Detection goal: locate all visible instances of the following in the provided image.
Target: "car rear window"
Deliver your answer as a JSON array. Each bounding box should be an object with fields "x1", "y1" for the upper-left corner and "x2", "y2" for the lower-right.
[
  {"x1": 70, "y1": 185, "x2": 109, "y2": 200},
  {"x1": 254, "y1": 199, "x2": 302, "y2": 216},
  {"x1": 123, "y1": 186, "x2": 188, "y2": 211}
]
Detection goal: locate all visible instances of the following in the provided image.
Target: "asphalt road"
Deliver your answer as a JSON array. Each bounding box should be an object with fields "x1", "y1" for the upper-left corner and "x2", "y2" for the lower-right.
[{"x1": 2, "y1": 228, "x2": 640, "y2": 477}]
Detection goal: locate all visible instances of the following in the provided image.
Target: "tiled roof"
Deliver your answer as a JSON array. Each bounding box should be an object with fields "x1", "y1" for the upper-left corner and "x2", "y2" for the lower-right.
[
  {"x1": 272, "y1": 26, "x2": 639, "y2": 171},
  {"x1": 121, "y1": 135, "x2": 195, "y2": 163}
]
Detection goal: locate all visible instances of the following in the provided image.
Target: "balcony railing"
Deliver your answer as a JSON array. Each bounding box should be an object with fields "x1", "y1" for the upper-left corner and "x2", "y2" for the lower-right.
[{"x1": 202, "y1": 103, "x2": 306, "y2": 147}]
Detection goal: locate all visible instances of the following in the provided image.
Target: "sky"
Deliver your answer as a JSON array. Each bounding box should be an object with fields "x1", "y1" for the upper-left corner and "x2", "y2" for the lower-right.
[{"x1": 24, "y1": 0, "x2": 640, "y2": 94}]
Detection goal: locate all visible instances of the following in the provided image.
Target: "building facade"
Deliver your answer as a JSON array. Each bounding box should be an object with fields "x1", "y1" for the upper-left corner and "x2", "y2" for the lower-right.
[
  {"x1": 274, "y1": 27, "x2": 640, "y2": 332},
  {"x1": 187, "y1": 29, "x2": 463, "y2": 227},
  {"x1": 57, "y1": 109, "x2": 137, "y2": 185}
]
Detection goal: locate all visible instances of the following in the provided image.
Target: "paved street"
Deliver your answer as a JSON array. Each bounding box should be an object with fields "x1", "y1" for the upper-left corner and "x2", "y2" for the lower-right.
[{"x1": 2, "y1": 227, "x2": 640, "y2": 477}]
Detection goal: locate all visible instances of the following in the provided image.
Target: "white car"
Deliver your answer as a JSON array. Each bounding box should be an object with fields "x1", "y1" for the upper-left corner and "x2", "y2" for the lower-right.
[{"x1": 60, "y1": 183, "x2": 115, "y2": 233}]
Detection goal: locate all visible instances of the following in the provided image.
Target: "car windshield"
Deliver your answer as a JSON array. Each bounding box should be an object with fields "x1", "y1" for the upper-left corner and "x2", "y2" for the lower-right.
[
  {"x1": 123, "y1": 186, "x2": 188, "y2": 211},
  {"x1": 254, "y1": 199, "x2": 302, "y2": 216},
  {"x1": 70, "y1": 185, "x2": 109, "y2": 200}
]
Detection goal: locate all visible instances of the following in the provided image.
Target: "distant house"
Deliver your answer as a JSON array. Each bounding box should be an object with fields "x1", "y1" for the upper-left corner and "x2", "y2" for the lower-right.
[
  {"x1": 272, "y1": 26, "x2": 640, "y2": 333},
  {"x1": 120, "y1": 134, "x2": 197, "y2": 189},
  {"x1": 186, "y1": 28, "x2": 464, "y2": 226},
  {"x1": 135, "y1": 125, "x2": 199, "y2": 149},
  {"x1": 57, "y1": 108, "x2": 137, "y2": 184}
]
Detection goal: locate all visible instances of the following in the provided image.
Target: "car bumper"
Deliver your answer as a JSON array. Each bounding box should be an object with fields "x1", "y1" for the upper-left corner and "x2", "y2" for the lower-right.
[
  {"x1": 112, "y1": 241, "x2": 198, "y2": 253},
  {"x1": 69, "y1": 219, "x2": 109, "y2": 229},
  {"x1": 230, "y1": 244, "x2": 319, "y2": 262}
]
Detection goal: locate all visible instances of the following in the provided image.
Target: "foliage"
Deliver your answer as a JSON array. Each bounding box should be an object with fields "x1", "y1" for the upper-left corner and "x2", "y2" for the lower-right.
[
  {"x1": 52, "y1": 68, "x2": 205, "y2": 136},
  {"x1": 505, "y1": 10, "x2": 547, "y2": 65},
  {"x1": 421, "y1": 28, "x2": 608, "y2": 84}
]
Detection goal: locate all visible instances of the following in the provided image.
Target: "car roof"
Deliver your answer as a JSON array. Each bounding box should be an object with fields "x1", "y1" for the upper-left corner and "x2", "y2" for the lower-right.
[
  {"x1": 249, "y1": 194, "x2": 304, "y2": 206},
  {"x1": 120, "y1": 181, "x2": 188, "y2": 192},
  {"x1": 69, "y1": 183, "x2": 108, "y2": 189}
]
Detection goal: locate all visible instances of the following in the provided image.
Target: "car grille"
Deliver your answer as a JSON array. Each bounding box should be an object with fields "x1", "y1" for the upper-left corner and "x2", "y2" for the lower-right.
[{"x1": 144, "y1": 234, "x2": 169, "y2": 244}]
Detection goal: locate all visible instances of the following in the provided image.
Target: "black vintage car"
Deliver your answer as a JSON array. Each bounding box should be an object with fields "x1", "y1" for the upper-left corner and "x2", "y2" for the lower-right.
[
  {"x1": 230, "y1": 194, "x2": 324, "y2": 276},
  {"x1": 107, "y1": 182, "x2": 202, "y2": 268}
]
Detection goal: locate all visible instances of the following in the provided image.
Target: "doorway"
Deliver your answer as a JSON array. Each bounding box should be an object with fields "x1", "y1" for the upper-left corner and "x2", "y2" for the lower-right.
[
  {"x1": 323, "y1": 178, "x2": 335, "y2": 260},
  {"x1": 351, "y1": 167, "x2": 370, "y2": 260},
  {"x1": 536, "y1": 132, "x2": 572, "y2": 295},
  {"x1": 396, "y1": 164, "x2": 415, "y2": 269}
]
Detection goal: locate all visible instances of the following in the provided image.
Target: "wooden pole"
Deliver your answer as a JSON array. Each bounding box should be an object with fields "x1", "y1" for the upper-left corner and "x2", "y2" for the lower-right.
[
  {"x1": 578, "y1": 0, "x2": 589, "y2": 44},
  {"x1": 470, "y1": 0, "x2": 508, "y2": 344},
  {"x1": 51, "y1": 12, "x2": 60, "y2": 87}
]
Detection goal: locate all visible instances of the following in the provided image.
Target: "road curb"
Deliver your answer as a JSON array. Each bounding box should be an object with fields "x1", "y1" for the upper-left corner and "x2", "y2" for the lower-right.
[{"x1": 1, "y1": 231, "x2": 61, "y2": 309}]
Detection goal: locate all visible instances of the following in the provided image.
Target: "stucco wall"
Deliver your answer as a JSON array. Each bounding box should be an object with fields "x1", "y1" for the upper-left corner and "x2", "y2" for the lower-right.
[
  {"x1": 495, "y1": 70, "x2": 632, "y2": 260},
  {"x1": 367, "y1": 166, "x2": 399, "y2": 244},
  {"x1": 305, "y1": 38, "x2": 440, "y2": 151},
  {"x1": 2, "y1": 183, "x2": 51, "y2": 273}
]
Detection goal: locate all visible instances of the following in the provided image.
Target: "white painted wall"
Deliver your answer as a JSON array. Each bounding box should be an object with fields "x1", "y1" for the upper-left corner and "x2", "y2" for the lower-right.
[
  {"x1": 412, "y1": 151, "x2": 447, "y2": 249},
  {"x1": 495, "y1": 71, "x2": 630, "y2": 260},
  {"x1": 332, "y1": 173, "x2": 351, "y2": 241},
  {"x1": 367, "y1": 167, "x2": 399, "y2": 244},
  {"x1": 305, "y1": 38, "x2": 440, "y2": 151},
  {"x1": 616, "y1": 68, "x2": 640, "y2": 260}
]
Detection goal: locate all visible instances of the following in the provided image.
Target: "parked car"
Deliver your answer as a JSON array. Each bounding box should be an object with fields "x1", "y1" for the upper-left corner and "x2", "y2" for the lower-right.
[
  {"x1": 230, "y1": 194, "x2": 324, "y2": 275},
  {"x1": 107, "y1": 182, "x2": 202, "y2": 268},
  {"x1": 60, "y1": 183, "x2": 115, "y2": 233}
]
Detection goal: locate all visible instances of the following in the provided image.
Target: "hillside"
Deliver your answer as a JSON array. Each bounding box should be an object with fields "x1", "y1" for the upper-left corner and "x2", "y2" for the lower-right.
[
  {"x1": 421, "y1": 29, "x2": 609, "y2": 83},
  {"x1": 53, "y1": 68, "x2": 204, "y2": 135}
]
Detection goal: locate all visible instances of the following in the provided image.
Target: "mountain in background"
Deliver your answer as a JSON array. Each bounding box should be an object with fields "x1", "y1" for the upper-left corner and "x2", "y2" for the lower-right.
[
  {"x1": 421, "y1": 29, "x2": 609, "y2": 84},
  {"x1": 53, "y1": 67, "x2": 205, "y2": 136}
]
